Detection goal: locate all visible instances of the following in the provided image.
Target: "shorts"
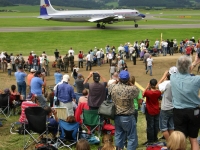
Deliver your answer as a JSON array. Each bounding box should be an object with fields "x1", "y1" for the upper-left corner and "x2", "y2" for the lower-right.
[
  {"x1": 159, "y1": 109, "x2": 174, "y2": 131},
  {"x1": 173, "y1": 108, "x2": 200, "y2": 138}
]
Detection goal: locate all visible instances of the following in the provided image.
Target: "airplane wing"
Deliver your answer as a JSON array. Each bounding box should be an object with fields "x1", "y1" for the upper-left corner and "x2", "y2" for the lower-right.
[{"x1": 88, "y1": 16, "x2": 117, "y2": 23}]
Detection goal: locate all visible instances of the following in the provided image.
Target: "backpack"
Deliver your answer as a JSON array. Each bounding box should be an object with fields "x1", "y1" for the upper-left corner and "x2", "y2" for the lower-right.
[
  {"x1": 15, "y1": 57, "x2": 20, "y2": 64},
  {"x1": 132, "y1": 51, "x2": 136, "y2": 57},
  {"x1": 101, "y1": 53, "x2": 104, "y2": 58}
]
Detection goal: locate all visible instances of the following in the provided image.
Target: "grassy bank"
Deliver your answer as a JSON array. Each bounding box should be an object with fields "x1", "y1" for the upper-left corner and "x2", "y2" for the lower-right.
[{"x1": 0, "y1": 28, "x2": 199, "y2": 55}]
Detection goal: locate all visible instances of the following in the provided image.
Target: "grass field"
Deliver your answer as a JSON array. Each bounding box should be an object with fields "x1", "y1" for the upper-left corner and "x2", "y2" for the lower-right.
[
  {"x1": 0, "y1": 28, "x2": 199, "y2": 55},
  {"x1": 154, "y1": 15, "x2": 200, "y2": 20}
]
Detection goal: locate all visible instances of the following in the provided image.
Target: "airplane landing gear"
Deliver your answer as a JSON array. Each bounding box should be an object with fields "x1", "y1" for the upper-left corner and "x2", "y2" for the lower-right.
[
  {"x1": 97, "y1": 23, "x2": 100, "y2": 28},
  {"x1": 101, "y1": 25, "x2": 105, "y2": 29},
  {"x1": 135, "y1": 24, "x2": 138, "y2": 28}
]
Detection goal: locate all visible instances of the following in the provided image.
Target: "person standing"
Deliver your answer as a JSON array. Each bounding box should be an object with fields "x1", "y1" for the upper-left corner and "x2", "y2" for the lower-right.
[
  {"x1": 143, "y1": 79, "x2": 161, "y2": 145},
  {"x1": 96, "y1": 49, "x2": 102, "y2": 67},
  {"x1": 108, "y1": 70, "x2": 139, "y2": 150},
  {"x1": 54, "y1": 49, "x2": 59, "y2": 60},
  {"x1": 63, "y1": 54, "x2": 69, "y2": 73},
  {"x1": 146, "y1": 55, "x2": 153, "y2": 76},
  {"x1": 171, "y1": 56, "x2": 200, "y2": 150},
  {"x1": 68, "y1": 47, "x2": 75, "y2": 56},
  {"x1": 14, "y1": 66, "x2": 27, "y2": 99},
  {"x1": 74, "y1": 74, "x2": 85, "y2": 103},
  {"x1": 27, "y1": 68, "x2": 36, "y2": 95},
  {"x1": 143, "y1": 50, "x2": 150, "y2": 70},
  {"x1": 31, "y1": 71, "x2": 47, "y2": 108},
  {"x1": 78, "y1": 51, "x2": 84, "y2": 68},
  {"x1": 132, "y1": 50, "x2": 137, "y2": 65},
  {"x1": 54, "y1": 68, "x2": 62, "y2": 85},
  {"x1": 28, "y1": 53, "x2": 34, "y2": 71},
  {"x1": 86, "y1": 51, "x2": 92, "y2": 71},
  {"x1": 169, "y1": 39, "x2": 174, "y2": 56},
  {"x1": 69, "y1": 53, "x2": 74, "y2": 72},
  {"x1": 84, "y1": 72, "x2": 107, "y2": 110},
  {"x1": 55, "y1": 74, "x2": 76, "y2": 116},
  {"x1": 10, "y1": 53, "x2": 15, "y2": 72},
  {"x1": 7, "y1": 62, "x2": 11, "y2": 76}
]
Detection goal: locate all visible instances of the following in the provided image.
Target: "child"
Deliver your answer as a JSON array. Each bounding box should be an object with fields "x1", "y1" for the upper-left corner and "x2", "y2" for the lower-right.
[
  {"x1": 98, "y1": 134, "x2": 115, "y2": 150},
  {"x1": 167, "y1": 131, "x2": 186, "y2": 150},
  {"x1": 76, "y1": 139, "x2": 90, "y2": 150},
  {"x1": 7, "y1": 62, "x2": 11, "y2": 76},
  {"x1": 72, "y1": 65, "x2": 79, "y2": 87},
  {"x1": 109, "y1": 63, "x2": 116, "y2": 79},
  {"x1": 143, "y1": 79, "x2": 161, "y2": 145}
]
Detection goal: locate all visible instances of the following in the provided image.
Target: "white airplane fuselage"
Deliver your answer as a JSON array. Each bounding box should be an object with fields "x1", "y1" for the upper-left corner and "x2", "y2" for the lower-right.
[{"x1": 38, "y1": 0, "x2": 145, "y2": 28}]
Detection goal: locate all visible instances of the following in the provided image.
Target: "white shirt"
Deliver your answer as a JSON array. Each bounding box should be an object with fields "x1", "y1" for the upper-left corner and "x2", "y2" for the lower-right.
[
  {"x1": 86, "y1": 54, "x2": 92, "y2": 61},
  {"x1": 140, "y1": 43, "x2": 145, "y2": 50},
  {"x1": 163, "y1": 42, "x2": 168, "y2": 48},
  {"x1": 107, "y1": 53, "x2": 113, "y2": 59},
  {"x1": 147, "y1": 58, "x2": 153, "y2": 66},
  {"x1": 129, "y1": 47, "x2": 135, "y2": 53},
  {"x1": 96, "y1": 51, "x2": 101, "y2": 58},
  {"x1": 155, "y1": 40, "x2": 160, "y2": 46},
  {"x1": 39, "y1": 56, "x2": 44, "y2": 64},
  {"x1": 68, "y1": 49, "x2": 74, "y2": 56},
  {"x1": 118, "y1": 46, "x2": 125, "y2": 52}
]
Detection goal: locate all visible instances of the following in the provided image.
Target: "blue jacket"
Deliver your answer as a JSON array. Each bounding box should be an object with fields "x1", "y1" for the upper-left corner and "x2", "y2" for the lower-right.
[{"x1": 55, "y1": 82, "x2": 75, "y2": 103}]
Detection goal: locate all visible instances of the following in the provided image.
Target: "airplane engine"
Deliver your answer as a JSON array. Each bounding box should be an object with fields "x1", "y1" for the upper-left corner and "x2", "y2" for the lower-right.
[{"x1": 115, "y1": 15, "x2": 125, "y2": 20}]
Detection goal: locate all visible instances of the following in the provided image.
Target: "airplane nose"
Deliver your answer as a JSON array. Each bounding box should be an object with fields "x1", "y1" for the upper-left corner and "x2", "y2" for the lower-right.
[{"x1": 138, "y1": 14, "x2": 145, "y2": 18}]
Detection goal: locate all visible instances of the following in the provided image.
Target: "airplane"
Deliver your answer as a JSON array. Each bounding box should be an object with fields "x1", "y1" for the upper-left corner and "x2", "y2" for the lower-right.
[{"x1": 38, "y1": 0, "x2": 146, "y2": 29}]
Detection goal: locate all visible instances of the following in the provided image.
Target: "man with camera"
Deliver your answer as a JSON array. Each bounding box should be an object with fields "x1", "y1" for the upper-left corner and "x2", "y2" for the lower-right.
[
  {"x1": 83, "y1": 71, "x2": 107, "y2": 110},
  {"x1": 30, "y1": 71, "x2": 48, "y2": 108}
]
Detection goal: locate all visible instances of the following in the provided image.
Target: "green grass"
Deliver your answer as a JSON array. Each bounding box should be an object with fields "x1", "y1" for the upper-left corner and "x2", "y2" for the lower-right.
[
  {"x1": 105, "y1": 2, "x2": 119, "y2": 8},
  {"x1": 0, "y1": 28, "x2": 199, "y2": 55}
]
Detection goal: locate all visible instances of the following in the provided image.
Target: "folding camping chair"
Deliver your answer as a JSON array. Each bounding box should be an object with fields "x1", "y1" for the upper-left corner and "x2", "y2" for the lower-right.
[
  {"x1": 82, "y1": 109, "x2": 102, "y2": 138},
  {"x1": 0, "y1": 93, "x2": 11, "y2": 118},
  {"x1": 56, "y1": 119, "x2": 80, "y2": 150},
  {"x1": 23, "y1": 107, "x2": 53, "y2": 149},
  {"x1": 53, "y1": 107, "x2": 68, "y2": 120}
]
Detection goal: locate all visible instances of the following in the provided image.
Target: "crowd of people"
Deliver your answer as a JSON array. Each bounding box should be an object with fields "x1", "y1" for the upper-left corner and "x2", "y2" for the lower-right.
[{"x1": 0, "y1": 37, "x2": 200, "y2": 150}]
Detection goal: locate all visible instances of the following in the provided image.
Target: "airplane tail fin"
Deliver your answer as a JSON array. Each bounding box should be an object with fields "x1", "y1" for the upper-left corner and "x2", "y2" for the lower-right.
[{"x1": 40, "y1": 0, "x2": 57, "y2": 15}]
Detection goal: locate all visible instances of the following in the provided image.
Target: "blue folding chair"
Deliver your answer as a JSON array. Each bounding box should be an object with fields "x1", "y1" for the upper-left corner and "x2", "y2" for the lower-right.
[{"x1": 56, "y1": 119, "x2": 80, "y2": 149}]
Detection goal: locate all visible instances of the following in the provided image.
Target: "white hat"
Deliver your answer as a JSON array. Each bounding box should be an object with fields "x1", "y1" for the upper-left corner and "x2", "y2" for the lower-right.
[
  {"x1": 192, "y1": 37, "x2": 194, "y2": 39},
  {"x1": 169, "y1": 66, "x2": 178, "y2": 74},
  {"x1": 30, "y1": 68, "x2": 36, "y2": 73},
  {"x1": 95, "y1": 47, "x2": 97, "y2": 49},
  {"x1": 31, "y1": 51, "x2": 34, "y2": 53},
  {"x1": 62, "y1": 74, "x2": 70, "y2": 82}
]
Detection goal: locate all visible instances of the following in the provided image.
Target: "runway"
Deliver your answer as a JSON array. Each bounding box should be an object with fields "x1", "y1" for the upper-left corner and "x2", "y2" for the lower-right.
[{"x1": 0, "y1": 24, "x2": 200, "y2": 32}]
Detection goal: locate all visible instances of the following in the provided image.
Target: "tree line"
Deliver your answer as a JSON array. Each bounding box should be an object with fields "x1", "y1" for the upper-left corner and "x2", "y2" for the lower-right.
[{"x1": 0, "y1": 0, "x2": 199, "y2": 8}]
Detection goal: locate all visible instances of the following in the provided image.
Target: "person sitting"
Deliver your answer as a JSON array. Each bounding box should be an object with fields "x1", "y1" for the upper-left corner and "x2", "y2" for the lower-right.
[
  {"x1": 78, "y1": 89, "x2": 88, "y2": 105},
  {"x1": 76, "y1": 139, "x2": 90, "y2": 150},
  {"x1": 167, "y1": 131, "x2": 187, "y2": 150},
  {"x1": 98, "y1": 134, "x2": 115, "y2": 150},
  {"x1": 9, "y1": 85, "x2": 23, "y2": 114},
  {"x1": 66, "y1": 115, "x2": 76, "y2": 123},
  {"x1": 44, "y1": 106, "x2": 58, "y2": 138},
  {"x1": 19, "y1": 94, "x2": 39, "y2": 123}
]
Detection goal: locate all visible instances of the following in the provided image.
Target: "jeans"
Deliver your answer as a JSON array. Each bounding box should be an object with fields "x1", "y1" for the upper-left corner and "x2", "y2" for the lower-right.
[
  {"x1": 86, "y1": 61, "x2": 92, "y2": 70},
  {"x1": 8, "y1": 69, "x2": 11, "y2": 76},
  {"x1": 115, "y1": 115, "x2": 138, "y2": 150},
  {"x1": 74, "y1": 93, "x2": 83, "y2": 103},
  {"x1": 17, "y1": 81, "x2": 26, "y2": 100},
  {"x1": 33, "y1": 65, "x2": 38, "y2": 71},
  {"x1": 36, "y1": 95, "x2": 48, "y2": 108},
  {"x1": 78, "y1": 60, "x2": 83, "y2": 68},
  {"x1": 159, "y1": 109, "x2": 174, "y2": 131},
  {"x1": 145, "y1": 111, "x2": 159, "y2": 142},
  {"x1": 97, "y1": 58, "x2": 101, "y2": 66},
  {"x1": 170, "y1": 47, "x2": 174, "y2": 55},
  {"x1": 163, "y1": 47, "x2": 167, "y2": 56},
  {"x1": 73, "y1": 76, "x2": 77, "y2": 87},
  {"x1": 146, "y1": 66, "x2": 152, "y2": 76}
]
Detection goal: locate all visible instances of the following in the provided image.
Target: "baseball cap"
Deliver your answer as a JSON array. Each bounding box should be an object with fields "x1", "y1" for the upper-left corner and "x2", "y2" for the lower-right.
[
  {"x1": 30, "y1": 68, "x2": 36, "y2": 73},
  {"x1": 119, "y1": 70, "x2": 130, "y2": 80},
  {"x1": 169, "y1": 66, "x2": 178, "y2": 74},
  {"x1": 93, "y1": 73, "x2": 100, "y2": 82}
]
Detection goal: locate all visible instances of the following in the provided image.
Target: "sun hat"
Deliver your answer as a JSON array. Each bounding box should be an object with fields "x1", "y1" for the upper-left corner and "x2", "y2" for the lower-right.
[{"x1": 169, "y1": 66, "x2": 178, "y2": 74}]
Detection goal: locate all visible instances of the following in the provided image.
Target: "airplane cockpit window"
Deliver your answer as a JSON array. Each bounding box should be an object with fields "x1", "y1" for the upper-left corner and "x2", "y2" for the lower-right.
[{"x1": 136, "y1": 12, "x2": 138, "y2": 14}]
